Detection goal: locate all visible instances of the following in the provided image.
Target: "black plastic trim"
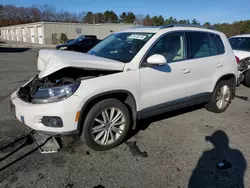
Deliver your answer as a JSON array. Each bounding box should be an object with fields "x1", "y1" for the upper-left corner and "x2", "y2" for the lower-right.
[
  {"x1": 137, "y1": 92, "x2": 211, "y2": 119},
  {"x1": 77, "y1": 90, "x2": 137, "y2": 133}
]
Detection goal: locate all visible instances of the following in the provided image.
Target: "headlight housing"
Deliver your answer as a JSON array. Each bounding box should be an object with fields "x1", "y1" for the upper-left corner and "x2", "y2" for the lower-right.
[
  {"x1": 31, "y1": 83, "x2": 80, "y2": 104},
  {"x1": 60, "y1": 46, "x2": 68, "y2": 50}
]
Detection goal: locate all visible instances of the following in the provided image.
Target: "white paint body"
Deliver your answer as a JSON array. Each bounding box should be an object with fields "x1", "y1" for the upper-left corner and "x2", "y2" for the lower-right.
[{"x1": 11, "y1": 26, "x2": 238, "y2": 134}]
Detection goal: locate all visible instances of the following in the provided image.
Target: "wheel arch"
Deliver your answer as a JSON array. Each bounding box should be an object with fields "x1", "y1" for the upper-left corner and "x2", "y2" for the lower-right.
[
  {"x1": 214, "y1": 73, "x2": 236, "y2": 98},
  {"x1": 77, "y1": 90, "x2": 137, "y2": 134}
]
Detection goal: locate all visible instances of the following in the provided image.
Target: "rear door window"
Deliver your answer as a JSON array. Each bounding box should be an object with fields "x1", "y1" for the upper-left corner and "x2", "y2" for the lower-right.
[{"x1": 187, "y1": 32, "x2": 216, "y2": 59}]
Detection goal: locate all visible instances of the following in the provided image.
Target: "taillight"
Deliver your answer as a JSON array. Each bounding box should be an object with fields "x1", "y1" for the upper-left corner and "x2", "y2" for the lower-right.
[{"x1": 235, "y1": 56, "x2": 240, "y2": 64}]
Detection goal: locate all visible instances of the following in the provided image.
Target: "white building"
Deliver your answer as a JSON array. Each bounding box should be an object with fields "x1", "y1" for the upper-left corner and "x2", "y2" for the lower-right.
[{"x1": 0, "y1": 22, "x2": 136, "y2": 45}]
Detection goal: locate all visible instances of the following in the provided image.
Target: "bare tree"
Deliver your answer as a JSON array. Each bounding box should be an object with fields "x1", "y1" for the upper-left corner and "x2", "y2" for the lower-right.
[
  {"x1": 136, "y1": 14, "x2": 144, "y2": 25},
  {"x1": 40, "y1": 4, "x2": 56, "y2": 22},
  {"x1": 77, "y1": 11, "x2": 86, "y2": 23}
]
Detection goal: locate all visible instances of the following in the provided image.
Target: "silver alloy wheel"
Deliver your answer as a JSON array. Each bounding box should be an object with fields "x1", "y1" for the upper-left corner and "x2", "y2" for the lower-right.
[
  {"x1": 91, "y1": 107, "x2": 125, "y2": 145},
  {"x1": 216, "y1": 85, "x2": 230, "y2": 109}
]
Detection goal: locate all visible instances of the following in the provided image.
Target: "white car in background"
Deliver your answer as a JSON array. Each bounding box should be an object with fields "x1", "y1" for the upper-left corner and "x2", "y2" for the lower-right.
[
  {"x1": 11, "y1": 25, "x2": 238, "y2": 151},
  {"x1": 229, "y1": 35, "x2": 250, "y2": 87}
]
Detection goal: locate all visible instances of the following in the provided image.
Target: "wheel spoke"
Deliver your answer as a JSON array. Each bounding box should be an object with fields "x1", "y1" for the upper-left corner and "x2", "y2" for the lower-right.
[
  {"x1": 221, "y1": 86, "x2": 229, "y2": 95},
  {"x1": 94, "y1": 130, "x2": 105, "y2": 141},
  {"x1": 112, "y1": 120, "x2": 125, "y2": 126},
  {"x1": 109, "y1": 108, "x2": 115, "y2": 122},
  {"x1": 101, "y1": 130, "x2": 109, "y2": 145},
  {"x1": 104, "y1": 109, "x2": 109, "y2": 121},
  {"x1": 220, "y1": 100, "x2": 224, "y2": 108},
  {"x1": 111, "y1": 111, "x2": 123, "y2": 125},
  {"x1": 101, "y1": 111, "x2": 108, "y2": 123},
  {"x1": 95, "y1": 118, "x2": 105, "y2": 124},
  {"x1": 109, "y1": 128, "x2": 114, "y2": 142},
  {"x1": 92, "y1": 124, "x2": 105, "y2": 133},
  {"x1": 111, "y1": 126, "x2": 122, "y2": 134}
]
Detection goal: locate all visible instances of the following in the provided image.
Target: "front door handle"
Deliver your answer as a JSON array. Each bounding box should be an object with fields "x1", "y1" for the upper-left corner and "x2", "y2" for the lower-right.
[
  {"x1": 182, "y1": 68, "x2": 191, "y2": 74},
  {"x1": 217, "y1": 63, "x2": 223, "y2": 68}
]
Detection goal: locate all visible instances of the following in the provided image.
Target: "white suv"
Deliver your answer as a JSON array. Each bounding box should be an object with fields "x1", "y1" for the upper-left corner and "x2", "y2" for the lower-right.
[{"x1": 11, "y1": 25, "x2": 238, "y2": 151}]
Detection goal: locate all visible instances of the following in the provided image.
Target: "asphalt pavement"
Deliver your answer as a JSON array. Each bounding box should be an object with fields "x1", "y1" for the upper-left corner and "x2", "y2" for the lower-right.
[{"x1": 0, "y1": 47, "x2": 250, "y2": 188}]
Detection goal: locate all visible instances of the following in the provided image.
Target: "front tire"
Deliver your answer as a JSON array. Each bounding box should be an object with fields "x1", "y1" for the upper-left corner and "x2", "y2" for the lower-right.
[
  {"x1": 243, "y1": 69, "x2": 250, "y2": 88},
  {"x1": 205, "y1": 80, "x2": 233, "y2": 113},
  {"x1": 82, "y1": 98, "x2": 131, "y2": 151}
]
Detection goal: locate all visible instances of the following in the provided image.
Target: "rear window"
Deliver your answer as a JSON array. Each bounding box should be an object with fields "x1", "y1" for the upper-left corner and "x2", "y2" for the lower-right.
[
  {"x1": 229, "y1": 37, "x2": 250, "y2": 52},
  {"x1": 187, "y1": 32, "x2": 216, "y2": 59}
]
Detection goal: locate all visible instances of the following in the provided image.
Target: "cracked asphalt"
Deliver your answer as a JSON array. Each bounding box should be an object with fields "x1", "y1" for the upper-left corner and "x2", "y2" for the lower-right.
[{"x1": 0, "y1": 47, "x2": 250, "y2": 188}]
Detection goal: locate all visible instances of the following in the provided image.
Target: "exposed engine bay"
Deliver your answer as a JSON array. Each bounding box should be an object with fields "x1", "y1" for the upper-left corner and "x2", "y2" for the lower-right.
[{"x1": 17, "y1": 67, "x2": 120, "y2": 103}]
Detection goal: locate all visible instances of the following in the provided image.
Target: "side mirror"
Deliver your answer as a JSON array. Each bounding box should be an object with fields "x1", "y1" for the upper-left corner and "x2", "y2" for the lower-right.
[{"x1": 147, "y1": 54, "x2": 167, "y2": 66}]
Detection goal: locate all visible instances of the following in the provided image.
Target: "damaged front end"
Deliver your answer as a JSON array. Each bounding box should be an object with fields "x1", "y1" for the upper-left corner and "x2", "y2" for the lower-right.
[
  {"x1": 238, "y1": 57, "x2": 250, "y2": 72},
  {"x1": 17, "y1": 67, "x2": 119, "y2": 104},
  {"x1": 237, "y1": 57, "x2": 250, "y2": 86}
]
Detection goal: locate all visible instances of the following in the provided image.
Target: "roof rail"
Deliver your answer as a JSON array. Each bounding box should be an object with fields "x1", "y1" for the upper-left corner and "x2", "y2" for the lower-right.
[{"x1": 159, "y1": 24, "x2": 215, "y2": 30}]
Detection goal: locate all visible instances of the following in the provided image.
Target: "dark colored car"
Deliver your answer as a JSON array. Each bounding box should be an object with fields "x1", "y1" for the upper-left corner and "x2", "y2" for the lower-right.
[{"x1": 56, "y1": 35, "x2": 101, "y2": 53}]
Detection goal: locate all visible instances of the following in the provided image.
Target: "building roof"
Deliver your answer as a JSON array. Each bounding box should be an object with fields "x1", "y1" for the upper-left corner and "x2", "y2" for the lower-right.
[{"x1": 0, "y1": 22, "x2": 136, "y2": 28}]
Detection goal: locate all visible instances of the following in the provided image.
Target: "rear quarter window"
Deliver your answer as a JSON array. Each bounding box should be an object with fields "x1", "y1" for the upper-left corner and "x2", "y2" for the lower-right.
[{"x1": 214, "y1": 34, "x2": 225, "y2": 54}]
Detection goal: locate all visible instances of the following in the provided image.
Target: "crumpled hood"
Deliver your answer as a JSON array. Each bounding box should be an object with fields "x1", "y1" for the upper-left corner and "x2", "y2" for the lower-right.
[
  {"x1": 37, "y1": 49, "x2": 125, "y2": 78},
  {"x1": 233, "y1": 50, "x2": 250, "y2": 60}
]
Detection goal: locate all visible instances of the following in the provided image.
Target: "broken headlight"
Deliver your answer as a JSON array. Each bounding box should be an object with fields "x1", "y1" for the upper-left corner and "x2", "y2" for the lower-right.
[{"x1": 31, "y1": 83, "x2": 80, "y2": 104}]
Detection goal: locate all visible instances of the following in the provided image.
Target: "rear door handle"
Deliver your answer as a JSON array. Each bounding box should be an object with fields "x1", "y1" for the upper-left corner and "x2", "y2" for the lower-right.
[
  {"x1": 182, "y1": 68, "x2": 191, "y2": 74},
  {"x1": 217, "y1": 63, "x2": 223, "y2": 68}
]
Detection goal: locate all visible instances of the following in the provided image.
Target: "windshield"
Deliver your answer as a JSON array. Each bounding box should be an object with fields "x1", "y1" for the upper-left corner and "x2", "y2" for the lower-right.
[
  {"x1": 69, "y1": 35, "x2": 85, "y2": 44},
  {"x1": 229, "y1": 37, "x2": 250, "y2": 52},
  {"x1": 87, "y1": 32, "x2": 154, "y2": 63}
]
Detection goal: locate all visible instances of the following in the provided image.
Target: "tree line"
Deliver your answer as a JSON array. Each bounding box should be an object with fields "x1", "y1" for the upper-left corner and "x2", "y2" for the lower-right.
[{"x1": 0, "y1": 4, "x2": 250, "y2": 37}]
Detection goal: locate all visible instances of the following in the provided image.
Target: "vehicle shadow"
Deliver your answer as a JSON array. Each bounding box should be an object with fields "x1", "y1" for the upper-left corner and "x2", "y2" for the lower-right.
[
  {"x1": 0, "y1": 47, "x2": 31, "y2": 53},
  {"x1": 188, "y1": 130, "x2": 246, "y2": 188},
  {"x1": 0, "y1": 133, "x2": 51, "y2": 172},
  {"x1": 128, "y1": 103, "x2": 205, "y2": 139}
]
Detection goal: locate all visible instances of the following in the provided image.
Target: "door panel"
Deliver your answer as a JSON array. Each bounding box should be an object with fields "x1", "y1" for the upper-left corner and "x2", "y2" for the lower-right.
[
  {"x1": 185, "y1": 31, "x2": 217, "y2": 95},
  {"x1": 179, "y1": 56, "x2": 216, "y2": 96},
  {"x1": 139, "y1": 32, "x2": 191, "y2": 111},
  {"x1": 140, "y1": 61, "x2": 192, "y2": 111}
]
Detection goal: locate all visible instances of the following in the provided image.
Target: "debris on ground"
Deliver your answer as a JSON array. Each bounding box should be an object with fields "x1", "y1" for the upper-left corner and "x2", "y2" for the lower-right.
[{"x1": 124, "y1": 141, "x2": 148, "y2": 158}]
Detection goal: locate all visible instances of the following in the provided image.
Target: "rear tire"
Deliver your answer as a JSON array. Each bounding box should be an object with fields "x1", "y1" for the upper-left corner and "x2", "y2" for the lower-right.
[
  {"x1": 205, "y1": 80, "x2": 233, "y2": 113},
  {"x1": 243, "y1": 69, "x2": 250, "y2": 88},
  {"x1": 81, "y1": 98, "x2": 131, "y2": 151}
]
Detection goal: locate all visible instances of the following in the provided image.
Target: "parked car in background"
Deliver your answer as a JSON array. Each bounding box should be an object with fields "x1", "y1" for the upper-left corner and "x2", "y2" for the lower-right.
[
  {"x1": 56, "y1": 35, "x2": 101, "y2": 53},
  {"x1": 229, "y1": 34, "x2": 250, "y2": 87},
  {"x1": 11, "y1": 25, "x2": 237, "y2": 151}
]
